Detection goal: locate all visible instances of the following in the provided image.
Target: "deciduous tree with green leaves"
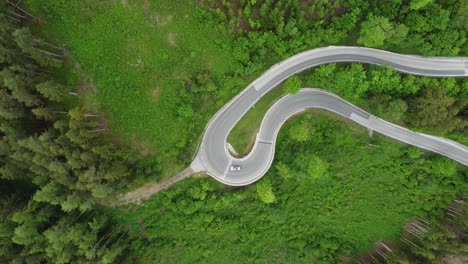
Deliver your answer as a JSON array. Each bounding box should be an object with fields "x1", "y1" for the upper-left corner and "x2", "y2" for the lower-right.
[
  {"x1": 358, "y1": 14, "x2": 394, "y2": 47},
  {"x1": 256, "y1": 178, "x2": 276, "y2": 204},
  {"x1": 283, "y1": 75, "x2": 301, "y2": 95}
]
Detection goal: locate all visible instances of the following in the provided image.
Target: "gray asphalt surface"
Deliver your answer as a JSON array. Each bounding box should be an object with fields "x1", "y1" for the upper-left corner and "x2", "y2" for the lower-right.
[{"x1": 191, "y1": 46, "x2": 468, "y2": 186}]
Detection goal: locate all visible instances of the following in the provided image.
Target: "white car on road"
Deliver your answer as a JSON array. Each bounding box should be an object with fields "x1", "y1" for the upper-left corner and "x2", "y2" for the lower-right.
[{"x1": 229, "y1": 165, "x2": 241, "y2": 172}]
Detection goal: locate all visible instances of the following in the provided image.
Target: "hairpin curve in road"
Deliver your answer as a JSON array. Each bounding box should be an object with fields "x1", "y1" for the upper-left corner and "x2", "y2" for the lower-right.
[{"x1": 190, "y1": 46, "x2": 468, "y2": 186}]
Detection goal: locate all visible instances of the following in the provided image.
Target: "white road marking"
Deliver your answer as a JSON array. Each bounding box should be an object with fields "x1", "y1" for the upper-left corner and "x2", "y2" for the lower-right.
[
  {"x1": 420, "y1": 134, "x2": 468, "y2": 152},
  {"x1": 226, "y1": 143, "x2": 239, "y2": 156},
  {"x1": 222, "y1": 160, "x2": 233, "y2": 180},
  {"x1": 349, "y1": 113, "x2": 369, "y2": 126}
]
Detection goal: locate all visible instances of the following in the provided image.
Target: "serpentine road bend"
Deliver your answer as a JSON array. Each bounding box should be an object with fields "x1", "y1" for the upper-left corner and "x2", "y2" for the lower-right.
[{"x1": 190, "y1": 46, "x2": 468, "y2": 186}]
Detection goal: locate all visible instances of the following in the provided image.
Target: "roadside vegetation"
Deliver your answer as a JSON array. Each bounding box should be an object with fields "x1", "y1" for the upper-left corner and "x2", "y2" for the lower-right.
[
  {"x1": 229, "y1": 65, "x2": 467, "y2": 153},
  {"x1": 0, "y1": 0, "x2": 466, "y2": 263},
  {"x1": 23, "y1": 0, "x2": 248, "y2": 181},
  {"x1": 227, "y1": 83, "x2": 284, "y2": 155},
  {"x1": 110, "y1": 112, "x2": 467, "y2": 263},
  {"x1": 22, "y1": 0, "x2": 467, "y2": 177}
]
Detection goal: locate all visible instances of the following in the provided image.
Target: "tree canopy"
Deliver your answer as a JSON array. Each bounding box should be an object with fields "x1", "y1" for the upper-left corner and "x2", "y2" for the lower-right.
[
  {"x1": 358, "y1": 14, "x2": 394, "y2": 47},
  {"x1": 407, "y1": 88, "x2": 467, "y2": 134},
  {"x1": 283, "y1": 76, "x2": 302, "y2": 95},
  {"x1": 0, "y1": 2, "x2": 140, "y2": 262}
]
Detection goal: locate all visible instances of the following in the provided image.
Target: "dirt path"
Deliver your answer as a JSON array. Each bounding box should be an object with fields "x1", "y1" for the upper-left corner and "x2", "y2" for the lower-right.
[{"x1": 115, "y1": 167, "x2": 196, "y2": 205}]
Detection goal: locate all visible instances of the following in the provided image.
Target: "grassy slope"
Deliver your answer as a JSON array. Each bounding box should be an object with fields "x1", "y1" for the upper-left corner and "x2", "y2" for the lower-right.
[
  {"x1": 24, "y1": 0, "x2": 238, "y2": 175},
  {"x1": 227, "y1": 84, "x2": 285, "y2": 155},
  {"x1": 110, "y1": 112, "x2": 466, "y2": 263}
]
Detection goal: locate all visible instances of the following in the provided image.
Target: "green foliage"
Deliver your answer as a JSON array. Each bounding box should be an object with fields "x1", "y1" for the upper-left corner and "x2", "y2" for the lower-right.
[
  {"x1": 282, "y1": 75, "x2": 302, "y2": 95},
  {"x1": 388, "y1": 202, "x2": 467, "y2": 263},
  {"x1": 358, "y1": 13, "x2": 409, "y2": 48},
  {"x1": 407, "y1": 148, "x2": 421, "y2": 159},
  {"x1": 305, "y1": 64, "x2": 466, "y2": 127},
  {"x1": 370, "y1": 95, "x2": 408, "y2": 123},
  {"x1": 307, "y1": 155, "x2": 329, "y2": 179},
  {"x1": 289, "y1": 122, "x2": 311, "y2": 142},
  {"x1": 0, "y1": 68, "x2": 42, "y2": 107},
  {"x1": 12, "y1": 110, "x2": 137, "y2": 212},
  {"x1": 36, "y1": 80, "x2": 68, "y2": 102},
  {"x1": 305, "y1": 63, "x2": 372, "y2": 102},
  {"x1": 256, "y1": 178, "x2": 276, "y2": 204},
  {"x1": 275, "y1": 162, "x2": 292, "y2": 179},
  {"x1": 1, "y1": 195, "x2": 130, "y2": 264},
  {"x1": 409, "y1": 0, "x2": 434, "y2": 10},
  {"x1": 358, "y1": 14, "x2": 394, "y2": 47},
  {"x1": 0, "y1": 90, "x2": 25, "y2": 119},
  {"x1": 10, "y1": 1, "x2": 468, "y2": 263},
  {"x1": 228, "y1": 84, "x2": 284, "y2": 154},
  {"x1": 110, "y1": 113, "x2": 466, "y2": 263},
  {"x1": 23, "y1": 0, "x2": 242, "y2": 170},
  {"x1": 407, "y1": 88, "x2": 467, "y2": 134},
  {"x1": 0, "y1": 3, "x2": 136, "y2": 263},
  {"x1": 22, "y1": 0, "x2": 468, "y2": 174},
  {"x1": 12, "y1": 27, "x2": 62, "y2": 68}
]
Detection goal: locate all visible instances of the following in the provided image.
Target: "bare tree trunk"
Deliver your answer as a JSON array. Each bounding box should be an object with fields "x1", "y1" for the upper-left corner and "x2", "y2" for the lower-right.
[
  {"x1": 69, "y1": 92, "x2": 78, "y2": 96},
  {"x1": 96, "y1": 231, "x2": 116, "y2": 252},
  {"x1": 380, "y1": 242, "x2": 393, "y2": 252},
  {"x1": 37, "y1": 40, "x2": 65, "y2": 51},
  {"x1": 92, "y1": 231, "x2": 111, "y2": 251},
  {"x1": 7, "y1": 0, "x2": 34, "y2": 17},
  {"x1": 447, "y1": 206, "x2": 462, "y2": 216},
  {"x1": 401, "y1": 237, "x2": 420, "y2": 249},
  {"x1": 410, "y1": 221, "x2": 427, "y2": 233},
  {"x1": 405, "y1": 226, "x2": 423, "y2": 238},
  {"x1": 110, "y1": 232, "x2": 126, "y2": 247},
  {"x1": 7, "y1": 10, "x2": 26, "y2": 19},
  {"x1": 0, "y1": 46, "x2": 36, "y2": 63},
  {"x1": 10, "y1": 66, "x2": 42, "y2": 76},
  {"x1": 416, "y1": 217, "x2": 430, "y2": 225},
  {"x1": 446, "y1": 212, "x2": 457, "y2": 218},
  {"x1": 6, "y1": 14, "x2": 21, "y2": 23},
  {"x1": 88, "y1": 128, "x2": 107, "y2": 133},
  {"x1": 11, "y1": 0, "x2": 22, "y2": 6},
  {"x1": 84, "y1": 122, "x2": 99, "y2": 126},
  {"x1": 375, "y1": 249, "x2": 387, "y2": 260},
  {"x1": 37, "y1": 48, "x2": 64, "y2": 58},
  {"x1": 369, "y1": 254, "x2": 378, "y2": 261},
  {"x1": 84, "y1": 122, "x2": 105, "y2": 128},
  {"x1": 26, "y1": 64, "x2": 52, "y2": 74},
  {"x1": 70, "y1": 210, "x2": 86, "y2": 225}
]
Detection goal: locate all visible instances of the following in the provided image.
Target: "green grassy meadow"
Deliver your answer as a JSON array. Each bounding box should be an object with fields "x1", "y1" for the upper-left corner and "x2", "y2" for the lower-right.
[
  {"x1": 227, "y1": 84, "x2": 285, "y2": 155},
  {"x1": 24, "y1": 0, "x2": 243, "y2": 177}
]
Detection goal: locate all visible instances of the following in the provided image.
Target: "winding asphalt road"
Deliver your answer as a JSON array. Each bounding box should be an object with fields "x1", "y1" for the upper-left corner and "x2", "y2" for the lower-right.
[{"x1": 190, "y1": 46, "x2": 468, "y2": 186}]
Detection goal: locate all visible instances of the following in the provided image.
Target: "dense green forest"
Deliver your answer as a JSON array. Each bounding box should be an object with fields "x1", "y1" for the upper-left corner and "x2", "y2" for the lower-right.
[
  {"x1": 0, "y1": 1, "x2": 149, "y2": 262},
  {"x1": 0, "y1": 0, "x2": 466, "y2": 263},
  {"x1": 21, "y1": 0, "x2": 467, "y2": 176},
  {"x1": 110, "y1": 112, "x2": 466, "y2": 263},
  {"x1": 387, "y1": 200, "x2": 467, "y2": 263}
]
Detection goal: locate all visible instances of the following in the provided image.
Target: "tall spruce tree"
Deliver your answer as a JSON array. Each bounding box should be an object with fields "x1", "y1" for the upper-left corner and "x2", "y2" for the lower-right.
[{"x1": 0, "y1": 2, "x2": 137, "y2": 262}]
